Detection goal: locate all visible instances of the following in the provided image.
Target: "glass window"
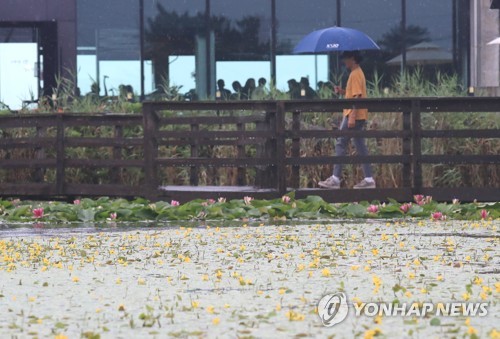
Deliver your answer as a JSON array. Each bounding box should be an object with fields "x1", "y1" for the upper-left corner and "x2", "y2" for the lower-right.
[
  {"x1": 77, "y1": 0, "x2": 142, "y2": 99},
  {"x1": 276, "y1": 0, "x2": 336, "y2": 96},
  {"x1": 211, "y1": 0, "x2": 271, "y2": 99},
  {"x1": 406, "y1": 0, "x2": 455, "y2": 79},
  {"x1": 144, "y1": 0, "x2": 207, "y2": 99},
  {"x1": 341, "y1": 0, "x2": 401, "y2": 86}
]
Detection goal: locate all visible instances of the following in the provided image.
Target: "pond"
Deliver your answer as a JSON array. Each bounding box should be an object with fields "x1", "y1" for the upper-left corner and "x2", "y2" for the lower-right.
[{"x1": 0, "y1": 220, "x2": 498, "y2": 338}]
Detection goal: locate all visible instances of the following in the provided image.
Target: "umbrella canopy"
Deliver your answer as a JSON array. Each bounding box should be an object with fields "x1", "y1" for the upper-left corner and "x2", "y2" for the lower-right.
[
  {"x1": 293, "y1": 26, "x2": 380, "y2": 54},
  {"x1": 386, "y1": 42, "x2": 453, "y2": 66},
  {"x1": 487, "y1": 37, "x2": 500, "y2": 45}
]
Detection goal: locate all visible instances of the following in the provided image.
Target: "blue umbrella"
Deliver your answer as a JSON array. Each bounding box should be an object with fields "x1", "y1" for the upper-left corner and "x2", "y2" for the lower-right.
[{"x1": 293, "y1": 26, "x2": 380, "y2": 54}]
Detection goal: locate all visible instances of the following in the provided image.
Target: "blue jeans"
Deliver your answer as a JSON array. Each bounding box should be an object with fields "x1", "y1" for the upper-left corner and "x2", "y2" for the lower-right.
[{"x1": 333, "y1": 117, "x2": 373, "y2": 178}]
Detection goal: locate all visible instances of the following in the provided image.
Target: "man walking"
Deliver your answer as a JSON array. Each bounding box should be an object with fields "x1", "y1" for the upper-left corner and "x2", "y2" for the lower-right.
[{"x1": 318, "y1": 51, "x2": 375, "y2": 189}]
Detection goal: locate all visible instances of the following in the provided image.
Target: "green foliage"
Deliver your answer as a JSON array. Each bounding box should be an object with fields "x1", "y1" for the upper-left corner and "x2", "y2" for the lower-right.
[{"x1": 1, "y1": 196, "x2": 497, "y2": 224}]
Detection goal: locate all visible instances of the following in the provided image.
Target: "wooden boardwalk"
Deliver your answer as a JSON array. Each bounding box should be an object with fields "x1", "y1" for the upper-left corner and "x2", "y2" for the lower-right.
[{"x1": 0, "y1": 97, "x2": 499, "y2": 202}]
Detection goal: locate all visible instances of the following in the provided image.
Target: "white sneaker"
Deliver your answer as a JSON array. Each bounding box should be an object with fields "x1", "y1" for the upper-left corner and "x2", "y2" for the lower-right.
[
  {"x1": 318, "y1": 176, "x2": 340, "y2": 189},
  {"x1": 353, "y1": 179, "x2": 376, "y2": 189}
]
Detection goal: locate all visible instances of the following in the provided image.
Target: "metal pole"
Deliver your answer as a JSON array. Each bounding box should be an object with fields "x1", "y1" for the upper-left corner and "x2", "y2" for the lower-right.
[
  {"x1": 139, "y1": 0, "x2": 145, "y2": 101},
  {"x1": 205, "y1": 0, "x2": 212, "y2": 99},
  {"x1": 401, "y1": 0, "x2": 407, "y2": 75},
  {"x1": 329, "y1": 0, "x2": 342, "y2": 82},
  {"x1": 271, "y1": 0, "x2": 277, "y2": 86}
]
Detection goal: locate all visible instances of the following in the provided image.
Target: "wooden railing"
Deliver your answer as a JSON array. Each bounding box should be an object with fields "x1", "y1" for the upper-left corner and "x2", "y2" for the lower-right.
[
  {"x1": 0, "y1": 97, "x2": 498, "y2": 202},
  {"x1": 143, "y1": 97, "x2": 500, "y2": 202}
]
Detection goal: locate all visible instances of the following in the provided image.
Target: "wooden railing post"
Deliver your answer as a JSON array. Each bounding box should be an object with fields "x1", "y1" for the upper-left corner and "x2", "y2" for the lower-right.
[
  {"x1": 275, "y1": 101, "x2": 286, "y2": 195},
  {"x1": 111, "y1": 124, "x2": 123, "y2": 184},
  {"x1": 34, "y1": 126, "x2": 46, "y2": 183},
  {"x1": 55, "y1": 114, "x2": 65, "y2": 195},
  {"x1": 143, "y1": 104, "x2": 159, "y2": 200},
  {"x1": 236, "y1": 122, "x2": 246, "y2": 186},
  {"x1": 255, "y1": 112, "x2": 272, "y2": 188},
  {"x1": 411, "y1": 99, "x2": 423, "y2": 195},
  {"x1": 402, "y1": 111, "x2": 412, "y2": 190},
  {"x1": 190, "y1": 123, "x2": 199, "y2": 186},
  {"x1": 291, "y1": 110, "x2": 301, "y2": 188}
]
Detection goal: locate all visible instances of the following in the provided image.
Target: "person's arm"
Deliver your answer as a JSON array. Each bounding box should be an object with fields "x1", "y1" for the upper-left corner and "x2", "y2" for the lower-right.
[{"x1": 348, "y1": 93, "x2": 362, "y2": 128}]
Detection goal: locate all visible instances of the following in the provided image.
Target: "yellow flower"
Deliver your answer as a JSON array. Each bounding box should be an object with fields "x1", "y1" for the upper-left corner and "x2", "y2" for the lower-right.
[
  {"x1": 408, "y1": 272, "x2": 415, "y2": 280},
  {"x1": 212, "y1": 317, "x2": 220, "y2": 325},
  {"x1": 495, "y1": 282, "x2": 500, "y2": 293},
  {"x1": 206, "y1": 305, "x2": 215, "y2": 314},
  {"x1": 413, "y1": 258, "x2": 421, "y2": 266},
  {"x1": 321, "y1": 268, "x2": 331, "y2": 277},
  {"x1": 276, "y1": 303, "x2": 282, "y2": 311},
  {"x1": 462, "y1": 292, "x2": 471, "y2": 301},
  {"x1": 372, "y1": 249, "x2": 379, "y2": 256},
  {"x1": 72, "y1": 276, "x2": 79, "y2": 283},
  {"x1": 436, "y1": 275, "x2": 444, "y2": 281},
  {"x1": 257, "y1": 290, "x2": 264, "y2": 295},
  {"x1": 480, "y1": 291, "x2": 488, "y2": 300},
  {"x1": 191, "y1": 301, "x2": 200, "y2": 309},
  {"x1": 116, "y1": 278, "x2": 122, "y2": 284},
  {"x1": 374, "y1": 315, "x2": 382, "y2": 324},
  {"x1": 420, "y1": 288, "x2": 427, "y2": 294},
  {"x1": 404, "y1": 291, "x2": 413, "y2": 298},
  {"x1": 118, "y1": 304, "x2": 125, "y2": 311},
  {"x1": 54, "y1": 335, "x2": 68, "y2": 339},
  {"x1": 465, "y1": 317, "x2": 471, "y2": 326},
  {"x1": 202, "y1": 274, "x2": 209, "y2": 281},
  {"x1": 285, "y1": 310, "x2": 305, "y2": 321},
  {"x1": 380, "y1": 234, "x2": 389, "y2": 241},
  {"x1": 216, "y1": 270, "x2": 223, "y2": 279},
  {"x1": 351, "y1": 265, "x2": 360, "y2": 271},
  {"x1": 137, "y1": 278, "x2": 146, "y2": 285},
  {"x1": 468, "y1": 326, "x2": 477, "y2": 335},
  {"x1": 184, "y1": 256, "x2": 191, "y2": 263},
  {"x1": 490, "y1": 329, "x2": 500, "y2": 339},
  {"x1": 279, "y1": 288, "x2": 286, "y2": 295},
  {"x1": 297, "y1": 263, "x2": 305, "y2": 272},
  {"x1": 364, "y1": 327, "x2": 382, "y2": 339},
  {"x1": 223, "y1": 303, "x2": 230, "y2": 309},
  {"x1": 482, "y1": 285, "x2": 491, "y2": 293},
  {"x1": 28, "y1": 296, "x2": 36, "y2": 302},
  {"x1": 473, "y1": 276, "x2": 483, "y2": 285}
]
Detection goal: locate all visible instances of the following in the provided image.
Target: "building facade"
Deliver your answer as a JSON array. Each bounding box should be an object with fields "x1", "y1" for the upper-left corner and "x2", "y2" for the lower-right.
[{"x1": 0, "y1": 0, "x2": 498, "y2": 107}]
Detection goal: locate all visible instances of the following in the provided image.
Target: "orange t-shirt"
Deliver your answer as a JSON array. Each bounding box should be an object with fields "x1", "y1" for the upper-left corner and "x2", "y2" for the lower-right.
[{"x1": 343, "y1": 66, "x2": 368, "y2": 120}]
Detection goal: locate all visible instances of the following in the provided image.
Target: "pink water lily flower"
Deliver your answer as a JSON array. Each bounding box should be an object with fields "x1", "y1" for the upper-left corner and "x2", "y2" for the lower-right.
[
  {"x1": 452, "y1": 198, "x2": 460, "y2": 205},
  {"x1": 414, "y1": 195, "x2": 424, "y2": 204},
  {"x1": 400, "y1": 203, "x2": 412, "y2": 214},
  {"x1": 171, "y1": 200, "x2": 180, "y2": 207},
  {"x1": 432, "y1": 211, "x2": 445, "y2": 221},
  {"x1": 73, "y1": 199, "x2": 81, "y2": 205},
  {"x1": 282, "y1": 195, "x2": 291, "y2": 204},
  {"x1": 480, "y1": 209, "x2": 489, "y2": 220},
  {"x1": 218, "y1": 197, "x2": 226, "y2": 203},
  {"x1": 367, "y1": 205, "x2": 379, "y2": 214},
  {"x1": 110, "y1": 212, "x2": 117, "y2": 220},
  {"x1": 33, "y1": 208, "x2": 44, "y2": 219},
  {"x1": 243, "y1": 196, "x2": 253, "y2": 205}
]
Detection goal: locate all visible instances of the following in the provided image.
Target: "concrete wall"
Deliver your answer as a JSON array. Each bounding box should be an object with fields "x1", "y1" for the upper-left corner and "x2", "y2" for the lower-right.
[{"x1": 470, "y1": 0, "x2": 500, "y2": 95}]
